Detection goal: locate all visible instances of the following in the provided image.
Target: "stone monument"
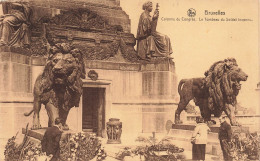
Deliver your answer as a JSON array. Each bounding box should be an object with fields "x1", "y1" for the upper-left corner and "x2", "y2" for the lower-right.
[{"x1": 0, "y1": 0, "x2": 178, "y2": 144}]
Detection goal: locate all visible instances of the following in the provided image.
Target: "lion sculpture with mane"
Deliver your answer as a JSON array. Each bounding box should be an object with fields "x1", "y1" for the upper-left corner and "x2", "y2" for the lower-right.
[
  {"x1": 24, "y1": 43, "x2": 86, "y2": 130},
  {"x1": 175, "y1": 58, "x2": 248, "y2": 126}
]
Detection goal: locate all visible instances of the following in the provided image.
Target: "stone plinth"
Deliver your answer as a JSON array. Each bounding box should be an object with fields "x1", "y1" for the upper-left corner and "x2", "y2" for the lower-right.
[
  {"x1": 22, "y1": 128, "x2": 46, "y2": 141},
  {"x1": 0, "y1": 50, "x2": 32, "y2": 102},
  {"x1": 0, "y1": 1, "x2": 178, "y2": 143},
  {"x1": 168, "y1": 126, "x2": 220, "y2": 156},
  {"x1": 140, "y1": 60, "x2": 177, "y2": 133},
  {"x1": 168, "y1": 124, "x2": 250, "y2": 156},
  {"x1": 172, "y1": 124, "x2": 220, "y2": 133},
  {"x1": 22, "y1": 128, "x2": 90, "y2": 141},
  {"x1": 0, "y1": 50, "x2": 34, "y2": 141}
]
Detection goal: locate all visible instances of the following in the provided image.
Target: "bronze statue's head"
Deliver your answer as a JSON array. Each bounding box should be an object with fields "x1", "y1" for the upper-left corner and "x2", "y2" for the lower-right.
[
  {"x1": 41, "y1": 43, "x2": 86, "y2": 108},
  {"x1": 142, "y1": 1, "x2": 153, "y2": 12}
]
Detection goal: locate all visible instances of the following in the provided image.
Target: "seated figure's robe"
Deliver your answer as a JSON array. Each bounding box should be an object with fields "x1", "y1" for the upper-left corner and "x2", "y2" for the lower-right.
[{"x1": 0, "y1": 3, "x2": 31, "y2": 46}]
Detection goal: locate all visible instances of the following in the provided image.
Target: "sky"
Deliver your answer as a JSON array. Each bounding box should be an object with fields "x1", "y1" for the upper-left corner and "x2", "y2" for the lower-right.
[{"x1": 120, "y1": 0, "x2": 259, "y2": 111}]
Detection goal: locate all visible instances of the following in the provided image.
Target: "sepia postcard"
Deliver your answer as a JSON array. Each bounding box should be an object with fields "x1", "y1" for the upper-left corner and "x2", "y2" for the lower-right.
[{"x1": 0, "y1": 0, "x2": 259, "y2": 160}]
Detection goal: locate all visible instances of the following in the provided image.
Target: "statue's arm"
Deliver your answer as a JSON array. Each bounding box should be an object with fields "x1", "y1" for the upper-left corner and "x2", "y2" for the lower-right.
[
  {"x1": 142, "y1": 18, "x2": 151, "y2": 36},
  {"x1": 152, "y1": 9, "x2": 159, "y2": 20}
]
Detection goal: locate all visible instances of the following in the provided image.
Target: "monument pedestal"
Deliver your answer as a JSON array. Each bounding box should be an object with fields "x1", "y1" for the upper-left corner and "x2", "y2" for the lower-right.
[
  {"x1": 0, "y1": 49, "x2": 33, "y2": 141},
  {"x1": 21, "y1": 128, "x2": 96, "y2": 144},
  {"x1": 168, "y1": 124, "x2": 249, "y2": 156},
  {"x1": 168, "y1": 125, "x2": 220, "y2": 156}
]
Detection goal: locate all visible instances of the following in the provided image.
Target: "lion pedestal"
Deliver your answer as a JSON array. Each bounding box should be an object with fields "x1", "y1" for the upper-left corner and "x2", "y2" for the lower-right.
[
  {"x1": 168, "y1": 124, "x2": 249, "y2": 156},
  {"x1": 21, "y1": 127, "x2": 90, "y2": 142},
  {"x1": 0, "y1": 47, "x2": 33, "y2": 140}
]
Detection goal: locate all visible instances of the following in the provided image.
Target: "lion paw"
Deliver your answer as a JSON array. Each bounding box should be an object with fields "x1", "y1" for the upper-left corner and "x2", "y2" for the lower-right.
[{"x1": 175, "y1": 120, "x2": 183, "y2": 124}]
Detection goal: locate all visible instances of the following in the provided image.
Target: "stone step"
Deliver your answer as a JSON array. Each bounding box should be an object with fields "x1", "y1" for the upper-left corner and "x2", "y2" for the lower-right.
[
  {"x1": 22, "y1": 128, "x2": 95, "y2": 141},
  {"x1": 172, "y1": 124, "x2": 220, "y2": 133},
  {"x1": 168, "y1": 129, "x2": 220, "y2": 156}
]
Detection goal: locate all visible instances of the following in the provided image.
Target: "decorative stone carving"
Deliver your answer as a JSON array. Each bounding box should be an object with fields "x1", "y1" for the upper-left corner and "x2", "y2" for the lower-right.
[
  {"x1": 88, "y1": 70, "x2": 98, "y2": 81},
  {"x1": 37, "y1": 15, "x2": 140, "y2": 62},
  {"x1": 0, "y1": 2, "x2": 32, "y2": 48},
  {"x1": 0, "y1": 1, "x2": 170, "y2": 64},
  {"x1": 40, "y1": 8, "x2": 123, "y2": 33},
  {"x1": 106, "y1": 118, "x2": 122, "y2": 144},
  {"x1": 24, "y1": 42, "x2": 86, "y2": 130}
]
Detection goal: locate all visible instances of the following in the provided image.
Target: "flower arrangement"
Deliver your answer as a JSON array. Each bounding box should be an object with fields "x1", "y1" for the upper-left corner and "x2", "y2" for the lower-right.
[
  {"x1": 229, "y1": 132, "x2": 260, "y2": 160},
  {"x1": 115, "y1": 136, "x2": 185, "y2": 161},
  {"x1": 133, "y1": 136, "x2": 185, "y2": 161},
  {"x1": 96, "y1": 146, "x2": 107, "y2": 161},
  {"x1": 60, "y1": 132, "x2": 106, "y2": 161},
  {"x1": 5, "y1": 131, "x2": 106, "y2": 161},
  {"x1": 4, "y1": 134, "x2": 20, "y2": 161},
  {"x1": 4, "y1": 134, "x2": 48, "y2": 161},
  {"x1": 115, "y1": 147, "x2": 132, "y2": 160}
]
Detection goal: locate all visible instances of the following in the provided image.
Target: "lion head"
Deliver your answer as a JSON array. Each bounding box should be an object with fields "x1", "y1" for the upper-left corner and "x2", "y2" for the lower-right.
[
  {"x1": 227, "y1": 65, "x2": 248, "y2": 91},
  {"x1": 40, "y1": 43, "x2": 86, "y2": 109},
  {"x1": 205, "y1": 58, "x2": 248, "y2": 109}
]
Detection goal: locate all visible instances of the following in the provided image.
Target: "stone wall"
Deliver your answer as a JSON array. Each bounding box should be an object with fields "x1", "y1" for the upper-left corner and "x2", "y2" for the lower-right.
[
  {"x1": 0, "y1": 48, "x2": 34, "y2": 144},
  {"x1": 0, "y1": 48, "x2": 32, "y2": 102},
  {"x1": 83, "y1": 60, "x2": 178, "y2": 139},
  {"x1": 29, "y1": 58, "x2": 177, "y2": 136}
]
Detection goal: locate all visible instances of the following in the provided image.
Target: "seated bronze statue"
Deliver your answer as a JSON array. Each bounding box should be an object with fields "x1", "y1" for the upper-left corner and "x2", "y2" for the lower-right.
[
  {"x1": 0, "y1": 2, "x2": 32, "y2": 47},
  {"x1": 136, "y1": 1, "x2": 172, "y2": 59}
]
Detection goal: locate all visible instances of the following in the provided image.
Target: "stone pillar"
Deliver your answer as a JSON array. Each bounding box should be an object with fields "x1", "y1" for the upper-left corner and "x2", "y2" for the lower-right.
[
  {"x1": 0, "y1": 48, "x2": 34, "y2": 159},
  {"x1": 0, "y1": 49, "x2": 33, "y2": 137},
  {"x1": 141, "y1": 59, "x2": 178, "y2": 133},
  {"x1": 0, "y1": 50, "x2": 32, "y2": 102},
  {"x1": 106, "y1": 118, "x2": 122, "y2": 144}
]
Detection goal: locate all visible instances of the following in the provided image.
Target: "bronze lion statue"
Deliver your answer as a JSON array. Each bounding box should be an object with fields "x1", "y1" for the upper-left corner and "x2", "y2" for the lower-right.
[
  {"x1": 175, "y1": 58, "x2": 248, "y2": 126},
  {"x1": 24, "y1": 43, "x2": 86, "y2": 130}
]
